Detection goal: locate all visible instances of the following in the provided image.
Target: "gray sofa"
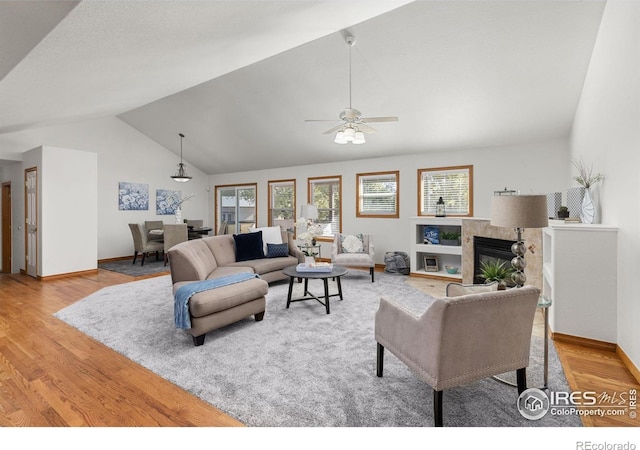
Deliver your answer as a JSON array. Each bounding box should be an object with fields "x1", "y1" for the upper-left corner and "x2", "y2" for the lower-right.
[{"x1": 168, "y1": 229, "x2": 304, "y2": 346}]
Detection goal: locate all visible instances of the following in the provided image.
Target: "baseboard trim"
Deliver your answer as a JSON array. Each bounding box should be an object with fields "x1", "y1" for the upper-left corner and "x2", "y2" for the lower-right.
[
  {"x1": 551, "y1": 332, "x2": 617, "y2": 352},
  {"x1": 616, "y1": 345, "x2": 640, "y2": 385},
  {"x1": 39, "y1": 269, "x2": 99, "y2": 281},
  {"x1": 98, "y1": 256, "x2": 131, "y2": 264}
]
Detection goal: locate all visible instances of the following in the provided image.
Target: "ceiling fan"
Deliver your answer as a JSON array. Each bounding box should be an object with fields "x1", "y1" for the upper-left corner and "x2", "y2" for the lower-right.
[{"x1": 305, "y1": 33, "x2": 398, "y2": 144}]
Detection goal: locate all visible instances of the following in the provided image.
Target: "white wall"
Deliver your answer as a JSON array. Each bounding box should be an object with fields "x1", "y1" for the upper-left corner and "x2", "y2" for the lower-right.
[
  {"x1": 210, "y1": 138, "x2": 570, "y2": 264},
  {"x1": 571, "y1": 0, "x2": 640, "y2": 370},
  {"x1": 0, "y1": 117, "x2": 211, "y2": 269}
]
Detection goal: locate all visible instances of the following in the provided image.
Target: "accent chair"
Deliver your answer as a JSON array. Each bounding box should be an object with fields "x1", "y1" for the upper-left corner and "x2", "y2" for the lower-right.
[
  {"x1": 331, "y1": 233, "x2": 375, "y2": 282},
  {"x1": 375, "y1": 285, "x2": 540, "y2": 426}
]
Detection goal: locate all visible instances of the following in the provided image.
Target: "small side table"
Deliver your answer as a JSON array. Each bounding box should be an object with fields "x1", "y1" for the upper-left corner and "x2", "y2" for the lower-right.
[
  {"x1": 493, "y1": 294, "x2": 552, "y2": 390},
  {"x1": 538, "y1": 294, "x2": 552, "y2": 391}
]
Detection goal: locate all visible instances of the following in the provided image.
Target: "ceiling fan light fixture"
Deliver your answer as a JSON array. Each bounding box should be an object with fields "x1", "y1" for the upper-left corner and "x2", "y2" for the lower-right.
[
  {"x1": 343, "y1": 127, "x2": 355, "y2": 139},
  {"x1": 171, "y1": 132, "x2": 192, "y2": 182},
  {"x1": 334, "y1": 130, "x2": 347, "y2": 144},
  {"x1": 353, "y1": 131, "x2": 366, "y2": 144}
]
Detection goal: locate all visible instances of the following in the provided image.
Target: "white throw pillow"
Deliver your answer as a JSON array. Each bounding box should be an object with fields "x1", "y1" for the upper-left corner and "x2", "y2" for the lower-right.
[
  {"x1": 340, "y1": 234, "x2": 364, "y2": 253},
  {"x1": 249, "y1": 226, "x2": 283, "y2": 255}
]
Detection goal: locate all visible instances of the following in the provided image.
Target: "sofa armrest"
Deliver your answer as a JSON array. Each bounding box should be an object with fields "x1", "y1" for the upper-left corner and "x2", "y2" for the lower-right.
[{"x1": 285, "y1": 231, "x2": 306, "y2": 263}]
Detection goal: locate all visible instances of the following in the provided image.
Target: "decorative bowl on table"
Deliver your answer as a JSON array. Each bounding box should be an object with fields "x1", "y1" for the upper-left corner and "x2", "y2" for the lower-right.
[{"x1": 445, "y1": 265, "x2": 459, "y2": 274}]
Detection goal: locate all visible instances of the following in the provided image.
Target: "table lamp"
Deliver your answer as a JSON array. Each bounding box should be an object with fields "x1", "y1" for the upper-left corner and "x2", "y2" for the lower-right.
[
  {"x1": 300, "y1": 204, "x2": 318, "y2": 222},
  {"x1": 490, "y1": 194, "x2": 548, "y2": 287}
]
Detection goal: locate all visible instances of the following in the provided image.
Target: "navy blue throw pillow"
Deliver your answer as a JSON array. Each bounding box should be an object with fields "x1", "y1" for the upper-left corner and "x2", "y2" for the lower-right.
[
  {"x1": 267, "y1": 243, "x2": 289, "y2": 258},
  {"x1": 234, "y1": 231, "x2": 265, "y2": 262}
]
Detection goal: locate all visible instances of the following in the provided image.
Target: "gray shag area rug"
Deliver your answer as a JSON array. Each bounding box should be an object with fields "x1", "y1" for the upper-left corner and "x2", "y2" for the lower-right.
[
  {"x1": 99, "y1": 257, "x2": 169, "y2": 276},
  {"x1": 54, "y1": 271, "x2": 581, "y2": 427}
]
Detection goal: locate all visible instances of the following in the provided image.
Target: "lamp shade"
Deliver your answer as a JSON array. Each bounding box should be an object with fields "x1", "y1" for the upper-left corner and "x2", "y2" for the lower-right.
[
  {"x1": 300, "y1": 204, "x2": 318, "y2": 221},
  {"x1": 490, "y1": 194, "x2": 549, "y2": 229}
]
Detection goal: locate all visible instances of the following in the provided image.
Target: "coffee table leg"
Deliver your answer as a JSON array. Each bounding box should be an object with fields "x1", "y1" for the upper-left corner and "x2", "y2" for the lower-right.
[
  {"x1": 336, "y1": 276, "x2": 343, "y2": 300},
  {"x1": 323, "y1": 278, "x2": 330, "y2": 314},
  {"x1": 304, "y1": 278, "x2": 309, "y2": 296},
  {"x1": 286, "y1": 276, "x2": 294, "y2": 309}
]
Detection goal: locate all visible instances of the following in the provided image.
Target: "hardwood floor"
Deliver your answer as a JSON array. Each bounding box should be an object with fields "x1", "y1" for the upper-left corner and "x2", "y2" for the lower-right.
[{"x1": 0, "y1": 269, "x2": 638, "y2": 427}]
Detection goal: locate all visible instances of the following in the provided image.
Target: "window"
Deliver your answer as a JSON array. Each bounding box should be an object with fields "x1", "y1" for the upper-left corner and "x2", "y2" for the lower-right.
[
  {"x1": 268, "y1": 179, "x2": 295, "y2": 232},
  {"x1": 418, "y1": 165, "x2": 473, "y2": 216},
  {"x1": 215, "y1": 183, "x2": 257, "y2": 234},
  {"x1": 308, "y1": 176, "x2": 341, "y2": 239},
  {"x1": 356, "y1": 171, "x2": 399, "y2": 218}
]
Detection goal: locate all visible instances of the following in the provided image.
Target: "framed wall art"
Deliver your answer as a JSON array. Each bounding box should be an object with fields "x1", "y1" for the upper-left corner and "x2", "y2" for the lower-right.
[
  {"x1": 156, "y1": 189, "x2": 181, "y2": 215},
  {"x1": 118, "y1": 182, "x2": 149, "y2": 210}
]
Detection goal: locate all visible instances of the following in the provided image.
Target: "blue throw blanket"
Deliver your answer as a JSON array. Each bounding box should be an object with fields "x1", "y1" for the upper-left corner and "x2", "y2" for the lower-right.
[{"x1": 174, "y1": 272, "x2": 260, "y2": 329}]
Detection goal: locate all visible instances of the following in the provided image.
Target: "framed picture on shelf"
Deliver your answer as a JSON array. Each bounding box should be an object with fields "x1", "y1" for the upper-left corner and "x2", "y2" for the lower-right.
[{"x1": 423, "y1": 255, "x2": 439, "y2": 272}]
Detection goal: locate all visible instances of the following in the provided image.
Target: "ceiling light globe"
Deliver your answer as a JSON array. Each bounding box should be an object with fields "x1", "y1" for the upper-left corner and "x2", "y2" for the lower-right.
[
  {"x1": 334, "y1": 131, "x2": 347, "y2": 144},
  {"x1": 353, "y1": 131, "x2": 366, "y2": 144}
]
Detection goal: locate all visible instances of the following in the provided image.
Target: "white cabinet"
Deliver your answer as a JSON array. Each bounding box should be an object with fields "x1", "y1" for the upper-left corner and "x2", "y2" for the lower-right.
[
  {"x1": 542, "y1": 221, "x2": 618, "y2": 343},
  {"x1": 409, "y1": 217, "x2": 463, "y2": 280}
]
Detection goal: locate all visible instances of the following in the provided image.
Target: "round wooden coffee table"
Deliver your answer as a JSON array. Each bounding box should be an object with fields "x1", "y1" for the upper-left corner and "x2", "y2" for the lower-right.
[{"x1": 282, "y1": 265, "x2": 348, "y2": 314}]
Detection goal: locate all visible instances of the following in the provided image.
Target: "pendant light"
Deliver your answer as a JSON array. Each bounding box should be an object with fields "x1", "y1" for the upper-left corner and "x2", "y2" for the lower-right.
[{"x1": 171, "y1": 132, "x2": 192, "y2": 182}]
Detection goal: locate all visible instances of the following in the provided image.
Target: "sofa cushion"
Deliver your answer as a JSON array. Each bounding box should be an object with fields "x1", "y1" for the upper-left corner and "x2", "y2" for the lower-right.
[
  {"x1": 234, "y1": 231, "x2": 265, "y2": 262},
  {"x1": 226, "y1": 255, "x2": 298, "y2": 275},
  {"x1": 267, "y1": 243, "x2": 289, "y2": 258},
  {"x1": 174, "y1": 278, "x2": 269, "y2": 318},
  {"x1": 249, "y1": 226, "x2": 283, "y2": 255},
  {"x1": 341, "y1": 233, "x2": 364, "y2": 253}
]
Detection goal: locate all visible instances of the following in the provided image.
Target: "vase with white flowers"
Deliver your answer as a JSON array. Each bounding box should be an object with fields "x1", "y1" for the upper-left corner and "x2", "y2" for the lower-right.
[
  {"x1": 295, "y1": 217, "x2": 323, "y2": 257},
  {"x1": 572, "y1": 157, "x2": 603, "y2": 224},
  {"x1": 171, "y1": 193, "x2": 195, "y2": 223}
]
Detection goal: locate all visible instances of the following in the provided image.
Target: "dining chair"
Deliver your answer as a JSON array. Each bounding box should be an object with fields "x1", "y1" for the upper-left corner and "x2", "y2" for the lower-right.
[
  {"x1": 144, "y1": 220, "x2": 164, "y2": 242},
  {"x1": 129, "y1": 223, "x2": 164, "y2": 265},
  {"x1": 163, "y1": 224, "x2": 188, "y2": 266}
]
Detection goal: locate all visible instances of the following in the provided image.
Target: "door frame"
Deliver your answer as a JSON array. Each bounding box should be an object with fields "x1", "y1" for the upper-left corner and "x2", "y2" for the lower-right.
[
  {"x1": 24, "y1": 167, "x2": 38, "y2": 277},
  {"x1": 1, "y1": 182, "x2": 11, "y2": 273}
]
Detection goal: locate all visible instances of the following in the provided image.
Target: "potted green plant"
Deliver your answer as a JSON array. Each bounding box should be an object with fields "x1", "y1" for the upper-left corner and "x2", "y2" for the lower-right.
[
  {"x1": 440, "y1": 231, "x2": 461, "y2": 246},
  {"x1": 557, "y1": 205, "x2": 569, "y2": 219},
  {"x1": 478, "y1": 258, "x2": 514, "y2": 290}
]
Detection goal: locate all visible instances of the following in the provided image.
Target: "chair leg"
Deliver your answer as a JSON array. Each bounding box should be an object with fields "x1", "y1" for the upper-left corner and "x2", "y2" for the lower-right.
[
  {"x1": 376, "y1": 342, "x2": 384, "y2": 377},
  {"x1": 140, "y1": 252, "x2": 146, "y2": 266},
  {"x1": 516, "y1": 367, "x2": 527, "y2": 395},
  {"x1": 433, "y1": 390, "x2": 443, "y2": 427},
  {"x1": 132, "y1": 252, "x2": 138, "y2": 264},
  {"x1": 370, "y1": 267, "x2": 375, "y2": 282}
]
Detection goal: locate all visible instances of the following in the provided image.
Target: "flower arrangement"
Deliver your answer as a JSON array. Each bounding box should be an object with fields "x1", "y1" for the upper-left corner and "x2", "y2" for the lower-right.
[
  {"x1": 572, "y1": 157, "x2": 603, "y2": 189},
  {"x1": 295, "y1": 217, "x2": 323, "y2": 249},
  {"x1": 170, "y1": 192, "x2": 195, "y2": 208}
]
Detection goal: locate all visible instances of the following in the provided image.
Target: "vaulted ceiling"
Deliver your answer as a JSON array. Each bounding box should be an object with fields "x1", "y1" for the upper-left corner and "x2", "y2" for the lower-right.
[{"x1": 0, "y1": 1, "x2": 606, "y2": 174}]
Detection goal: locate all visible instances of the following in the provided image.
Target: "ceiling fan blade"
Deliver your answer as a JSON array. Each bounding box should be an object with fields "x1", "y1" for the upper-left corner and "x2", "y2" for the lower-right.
[
  {"x1": 322, "y1": 124, "x2": 345, "y2": 135},
  {"x1": 356, "y1": 123, "x2": 377, "y2": 134},
  {"x1": 360, "y1": 116, "x2": 399, "y2": 123}
]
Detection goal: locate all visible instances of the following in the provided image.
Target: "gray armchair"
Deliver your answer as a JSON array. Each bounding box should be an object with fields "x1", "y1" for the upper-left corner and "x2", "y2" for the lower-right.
[
  {"x1": 331, "y1": 233, "x2": 375, "y2": 282},
  {"x1": 129, "y1": 223, "x2": 164, "y2": 265},
  {"x1": 375, "y1": 285, "x2": 540, "y2": 426}
]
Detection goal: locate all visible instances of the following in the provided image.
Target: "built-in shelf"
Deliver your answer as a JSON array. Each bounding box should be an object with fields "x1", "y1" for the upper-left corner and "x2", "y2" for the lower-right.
[{"x1": 410, "y1": 217, "x2": 463, "y2": 281}]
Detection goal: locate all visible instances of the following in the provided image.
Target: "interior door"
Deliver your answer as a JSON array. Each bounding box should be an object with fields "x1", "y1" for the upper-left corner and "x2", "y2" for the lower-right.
[
  {"x1": 1, "y1": 182, "x2": 11, "y2": 273},
  {"x1": 25, "y1": 168, "x2": 37, "y2": 277}
]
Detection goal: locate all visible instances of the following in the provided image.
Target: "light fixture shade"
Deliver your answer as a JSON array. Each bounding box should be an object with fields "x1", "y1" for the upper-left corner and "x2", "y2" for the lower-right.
[
  {"x1": 300, "y1": 204, "x2": 318, "y2": 221},
  {"x1": 353, "y1": 131, "x2": 365, "y2": 144},
  {"x1": 334, "y1": 131, "x2": 347, "y2": 144},
  {"x1": 343, "y1": 128, "x2": 355, "y2": 140},
  {"x1": 490, "y1": 194, "x2": 549, "y2": 228}
]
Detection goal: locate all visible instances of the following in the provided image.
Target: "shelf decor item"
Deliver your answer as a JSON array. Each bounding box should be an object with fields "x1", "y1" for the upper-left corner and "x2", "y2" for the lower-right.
[
  {"x1": 423, "y1": 255, "x2": 439, "y2": 272},
  {"x1": 435, "y1": 196, "x2": 445, "y2": 217},
  {"x1": 440, "y1": 231, "x2": 460, "y2": 246},
  {"x1": 423, "y1": 226, "x2": 440, "y2": 245},
  {"x1": 490, "y1": 194, "x2": 549, "y2": 288},
  {"x1": 572, "y1": 157, "x2": 603, "y2": 224},
  {"x1": 557, "y1": 206, "x2": 569, "y2": 219}
]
